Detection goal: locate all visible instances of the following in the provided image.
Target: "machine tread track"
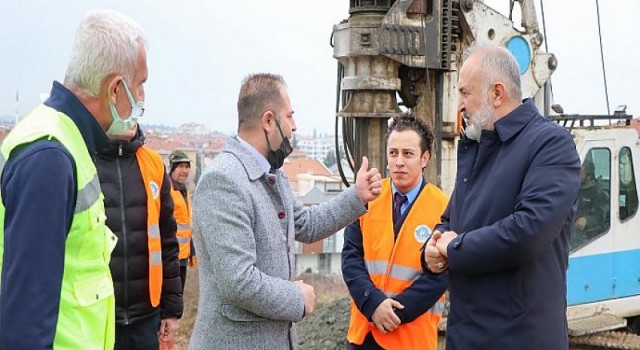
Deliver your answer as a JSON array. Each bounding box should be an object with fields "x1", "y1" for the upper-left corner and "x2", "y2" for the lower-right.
[{"x1": 571, "y1": 330, "x2": 640, "y2": 349}]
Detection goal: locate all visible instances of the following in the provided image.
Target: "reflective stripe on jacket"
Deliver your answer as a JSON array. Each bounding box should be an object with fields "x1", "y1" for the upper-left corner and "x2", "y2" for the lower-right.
[
  {"x1": 347, "y1": 178, "x2": 448, "y2": 350},
  {"x1": 170, "y1": 186, "x2": 192, "y2": 260},
  {"x1": 0, "y1": 104, "x2": 116, "y2": 349},
  {"x1": 135, "y1": 146, "x2": 165, "y2": 307}
]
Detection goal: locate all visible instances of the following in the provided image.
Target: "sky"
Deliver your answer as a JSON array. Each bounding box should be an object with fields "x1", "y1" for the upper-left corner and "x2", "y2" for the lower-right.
[{"x1": 1, "y1": 1, "x2": 638, "y2": 136}]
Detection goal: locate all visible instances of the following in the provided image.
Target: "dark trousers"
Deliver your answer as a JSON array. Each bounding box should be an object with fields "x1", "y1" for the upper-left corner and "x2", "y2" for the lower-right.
[
  {"x1": 180, "y1": 265, "x2": 187, "y2": 293},
  {"x1": 347, "y1": 332, "x2": 384, "y2": 350},
  {"x1": 114, "y1": 313, "x2": 161, "y2": 350}
]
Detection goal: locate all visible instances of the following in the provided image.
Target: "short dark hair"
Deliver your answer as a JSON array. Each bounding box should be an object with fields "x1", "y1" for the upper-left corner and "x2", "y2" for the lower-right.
[
  {"x1": 385, "y1": 112, "x2": 434, "y2": 155},
  {"x1": 237, "y1": 73, "x2": 287, "y2": 130}
]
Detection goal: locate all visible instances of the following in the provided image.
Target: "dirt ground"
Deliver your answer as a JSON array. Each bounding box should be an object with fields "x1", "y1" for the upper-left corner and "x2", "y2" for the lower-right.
[
  {"x1": 297, "y1": 296, "x2": 351, "y2": 349},
  {"x1": 174, "y1": 268, "x2": 350, "y2": 350},
  {"x1": 176, "y1": 270, "x2": 636, "y2": 349},
  {"x1": 175, "y1": 266, "x2": 199, "y2": 349}
]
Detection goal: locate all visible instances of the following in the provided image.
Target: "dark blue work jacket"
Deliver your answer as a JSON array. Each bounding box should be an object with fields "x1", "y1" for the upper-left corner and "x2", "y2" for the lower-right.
[{"x1": 438, "y1": 99, "x2": 581, "y2": 349}]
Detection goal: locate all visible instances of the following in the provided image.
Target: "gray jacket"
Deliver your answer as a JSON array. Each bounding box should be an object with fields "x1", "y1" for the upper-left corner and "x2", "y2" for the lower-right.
[{"x1": 188, "y1": 136, "x2": 366, "y2": 350}]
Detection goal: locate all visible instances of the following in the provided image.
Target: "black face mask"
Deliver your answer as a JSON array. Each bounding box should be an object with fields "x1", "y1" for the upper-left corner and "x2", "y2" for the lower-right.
[{"x1": 264, "y1": 117, "x2": 293, "y2": 169}]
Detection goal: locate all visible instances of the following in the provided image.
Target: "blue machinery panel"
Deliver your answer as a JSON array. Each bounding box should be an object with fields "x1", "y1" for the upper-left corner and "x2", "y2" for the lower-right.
[
  {"x1": 507, "y1": 36, "x2": 531, "y2": 75},
  {"x1": 568, "y1": 249, "x2": 640, "y2": 305}
]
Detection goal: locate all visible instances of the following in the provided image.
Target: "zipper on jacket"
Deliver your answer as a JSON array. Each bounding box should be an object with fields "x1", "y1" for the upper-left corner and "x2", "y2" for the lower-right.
[{"x1": 116, "y1": 154, "x2": 130, "y2": 325}]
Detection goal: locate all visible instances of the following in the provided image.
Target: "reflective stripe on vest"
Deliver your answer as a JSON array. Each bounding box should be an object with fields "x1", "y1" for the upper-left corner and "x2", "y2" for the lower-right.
[
  {"x1": 76, "y1": 174, "x2": 102, "y2": 213},
  {"x1": 135, "y1": 146, "x2": 165, "y2": 307},
  {"x1": 347, "y1": 178, "x2": 449, "y2": 350},
  {"x1": 170, "y1": 186, "x2": 192, "y2": 260},
  {"x1": 365, "y1": 260, "x2": 423, "y2": 282},
  {"x1": 0, "y1": 104, "x2": 116, "y2": 349}
]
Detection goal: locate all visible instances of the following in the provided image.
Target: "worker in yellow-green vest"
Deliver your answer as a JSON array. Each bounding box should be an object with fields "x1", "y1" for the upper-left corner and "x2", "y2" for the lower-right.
[
  {"x1": 169, "y1": 149, "x2": 198, "y2": 291},
  {"x1": 0, "y1": 9, "x2": 148, "y2": 349}
]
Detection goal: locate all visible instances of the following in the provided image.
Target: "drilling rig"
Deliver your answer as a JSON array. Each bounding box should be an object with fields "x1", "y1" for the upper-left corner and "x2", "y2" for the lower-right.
[
  {"x1": 332, "y1": 1, "x2": 640, "y2": 348},
  {"x1": 332, "y1": 0, "x2": 555, "y2": 194}
]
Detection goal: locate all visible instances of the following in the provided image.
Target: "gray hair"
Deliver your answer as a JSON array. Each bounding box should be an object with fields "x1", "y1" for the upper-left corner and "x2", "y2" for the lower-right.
[
  {"x1": 64, "y1": 9, "x2": 146, "y2": 97},
  {"x1": 463, "y1": 43, "x2": 522, "y2": 101},
  {"x1": 237, "y1": 73, "x2": 287, "y2": 130}
]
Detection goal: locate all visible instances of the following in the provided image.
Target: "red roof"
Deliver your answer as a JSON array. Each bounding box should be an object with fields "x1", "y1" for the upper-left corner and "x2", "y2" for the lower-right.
[{"x1": 143, "y1": 132, "x2": 225, "y2": 155}]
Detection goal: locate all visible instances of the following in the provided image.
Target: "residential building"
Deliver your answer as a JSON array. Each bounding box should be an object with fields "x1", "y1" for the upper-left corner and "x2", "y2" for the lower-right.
[
  {"x1": 297, "y1": 135, "x2": 340, "y2": 163},
  {"x1": 294, "y1": 173, "x2": 354, "y2": 276}
]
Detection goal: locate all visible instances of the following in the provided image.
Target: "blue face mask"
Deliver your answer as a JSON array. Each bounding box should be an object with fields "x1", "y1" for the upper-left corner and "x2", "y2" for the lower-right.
[{"x1": 107, "y1": 80, "x2": 144, "y2": 137}]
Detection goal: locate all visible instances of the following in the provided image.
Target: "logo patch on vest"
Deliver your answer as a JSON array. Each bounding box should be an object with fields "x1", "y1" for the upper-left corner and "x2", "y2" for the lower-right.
[
  {"x1": 150, "y1": 181, "x2": 160, "y2": 200},
  {"x1": 414, "y1": 225, "x2": 431, "y2": 243}
]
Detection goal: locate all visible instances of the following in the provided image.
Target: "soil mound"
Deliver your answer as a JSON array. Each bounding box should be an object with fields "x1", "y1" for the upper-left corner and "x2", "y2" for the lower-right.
[{"x1": 297, "y1": 296, "x2": 351, "y2": 349}]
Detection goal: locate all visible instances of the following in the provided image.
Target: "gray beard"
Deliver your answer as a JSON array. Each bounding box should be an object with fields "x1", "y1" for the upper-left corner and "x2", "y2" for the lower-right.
[
  {"x1": 465, "y1": 123, "x2": 482, "y2": 141},
  {"x1": 463, "y1": 101, "x2": 494, "y2": 142}
]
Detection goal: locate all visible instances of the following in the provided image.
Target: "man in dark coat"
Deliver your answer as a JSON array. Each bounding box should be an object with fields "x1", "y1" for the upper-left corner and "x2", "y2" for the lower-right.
[
  {"x1": 423, "y1": 44, "x2": 581, "y2": 349},
  {"x1": 96, "y1": 125, "x2": 183, "y2": 349}
]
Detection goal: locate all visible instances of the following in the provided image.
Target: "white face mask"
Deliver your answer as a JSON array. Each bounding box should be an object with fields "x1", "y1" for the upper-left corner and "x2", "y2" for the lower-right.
[{"x1": 107, "y1": 80, "x2": 144, "y2": 138}]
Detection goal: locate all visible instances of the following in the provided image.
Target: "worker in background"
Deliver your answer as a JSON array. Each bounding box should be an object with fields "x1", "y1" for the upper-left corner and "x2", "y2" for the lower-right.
[
  {"x1": 95, "y1": 120, "x2": 183, "y2": 349},
  {"x1": 168, "y1": 149, "x2": 198, "y2": 293},
  {"x1": 159, "y1": 150, "x2": 196, "y2": 350},
  {"x1": 0, "y1": 9, "x2": 147, "y2": 349},
  {"x1": 91, "y1": 23, "x2": 183, "y2": 347},
  {"x1": 343, "y1": 112, "x2": 449, "y2": 350},
  {"x1": 95, "y1": 118, "x2": 183, "y2": 350}
]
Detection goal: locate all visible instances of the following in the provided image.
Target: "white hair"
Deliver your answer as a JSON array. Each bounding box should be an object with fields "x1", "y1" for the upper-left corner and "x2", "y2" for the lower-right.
[
  {"x1": 463, "y1": 43, "x2": 522, "y2": 101},
  {"x1": 64, "y1": 9, "x2": 147, "y2": 97}
]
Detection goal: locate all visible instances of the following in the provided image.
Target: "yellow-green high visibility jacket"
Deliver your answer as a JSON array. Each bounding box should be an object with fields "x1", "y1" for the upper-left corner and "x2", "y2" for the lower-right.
[{"x1": 0, "y1": 104, "x2": 117, "y2": 349}]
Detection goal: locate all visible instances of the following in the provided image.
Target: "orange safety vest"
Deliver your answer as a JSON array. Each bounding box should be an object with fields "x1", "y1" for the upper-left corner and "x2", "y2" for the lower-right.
[
  {"x1": 347, "y1": 178, "x2": 449, "y2": 350},
  {"x1": 135, "y1": 146, "x2": 164, "y2": 307},
  {"x1": 170, "y1": 186, "x2": 192, "y2": 260}
]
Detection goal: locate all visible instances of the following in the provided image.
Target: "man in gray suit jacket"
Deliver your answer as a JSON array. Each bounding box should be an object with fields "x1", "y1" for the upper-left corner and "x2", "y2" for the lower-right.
[{"x1": 189, "y1": 73, "x2": 382, "y2": 350}]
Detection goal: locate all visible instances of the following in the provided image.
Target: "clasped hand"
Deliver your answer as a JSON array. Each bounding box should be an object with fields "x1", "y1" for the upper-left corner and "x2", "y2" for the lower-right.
[
  {"x1": 371, "y1": 298, "x2": 404, "y2": 334},
  {"x1": 424, "y1": 230, "x2": 458, "y2": 272}
]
